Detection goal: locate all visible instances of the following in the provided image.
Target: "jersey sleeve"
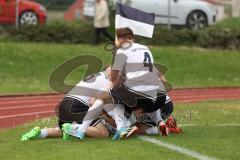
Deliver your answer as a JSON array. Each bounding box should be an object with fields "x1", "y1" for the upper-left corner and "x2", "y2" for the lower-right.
[{"x1": 112, "y1": 52, "x2": 127, "y2": 71}]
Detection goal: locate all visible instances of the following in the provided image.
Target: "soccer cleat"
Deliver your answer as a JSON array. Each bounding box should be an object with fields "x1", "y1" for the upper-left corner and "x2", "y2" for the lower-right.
[
  {"x1": 62, "y1": 123, "x2": 72, "y2": 141},
  {"x1": 126, "y1": 126, "x2": 138, "y2": 138},
  {"x1": 159, "y1": 122, "x2": 169, "y2": 136},
  {"x1": 62, "y1": 123, "x2": 85, "y2": 140},
  {"x1": 62, "y1": 130, "x2": 72, "y2": 141},
  {"x1": 166, "y1": 115, "x2": 183, "y2": 134},
  {"x1": 166, "y1": 115, "x2": 177, "y2": 128},
  {"x1": 112, "y1": 126, "x2": 138, "y2": 140},
  {"x1": 21, "y1": 126, "x2": 41, "y2": 141}
]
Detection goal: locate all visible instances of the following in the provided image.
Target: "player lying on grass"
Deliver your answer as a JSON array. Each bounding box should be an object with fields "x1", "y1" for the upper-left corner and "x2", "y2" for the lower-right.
[
  {"x1": 63, "y1": 27, "x2": 169, "y2": 140},
  {"x1": 20, "y1": 105, "x2": 131, "y2": 141},
  {"x1": 20, "y1": 118, "x2": 109, "y2": 141},
  {"x1": 21, "y1": 67, "x2": 136, "y2": 141},
  {"x1": 21, "y1": 93, "x2": 181, "y2": 141},
  {"x1": 99, "y1": 94, "x2": 182, "y2": 136}
]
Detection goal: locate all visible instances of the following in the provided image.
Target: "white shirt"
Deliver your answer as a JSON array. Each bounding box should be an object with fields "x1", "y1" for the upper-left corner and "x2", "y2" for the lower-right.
[
  {"x1": 112, "y1": 43, "x2": 165, "y2": 100},
  {"x1": 66, "y1": 72, "x2": 110, "y2": 106}
]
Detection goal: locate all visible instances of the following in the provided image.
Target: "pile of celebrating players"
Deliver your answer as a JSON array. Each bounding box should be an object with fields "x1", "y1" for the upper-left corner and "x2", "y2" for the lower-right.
[{"x1": 21, "y1": 28, "x2": 182, "y2": 142}]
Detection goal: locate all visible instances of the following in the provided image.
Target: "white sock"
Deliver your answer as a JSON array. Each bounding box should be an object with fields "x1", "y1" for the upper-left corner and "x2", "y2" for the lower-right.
[
  {"x1": 104, "y1": 104, "x2": 130, "y2": 130},
  {"x1": 39, "y1": 128, "x2": 48, "y2": 139},
  {"x1": 113, "y1": 104, "x2": 130, "y2": 130},
  {"x1": 78, "y1": 99, "x2": 104, "y2": 132},
  {"x1": 146, "y1": 127, "x2": 159, "y2": 135},
  {"x1": 74, "y1": 120, "x2": 93, "y2": 133},
  {"x1": 154, "y1": 109, "x2": 163, "y2": 125},
  {"x1": 103, "y1": 104, "x2": 115, "y2": 117}
]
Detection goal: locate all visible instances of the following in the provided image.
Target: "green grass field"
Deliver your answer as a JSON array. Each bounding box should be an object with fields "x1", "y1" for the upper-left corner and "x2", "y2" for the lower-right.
[
  {"x1": 1, "y1": 100, "x2": 239, "y2": 160},
  {"x1": 0, "y1": 42, "x2": 240, "y2": 94}
]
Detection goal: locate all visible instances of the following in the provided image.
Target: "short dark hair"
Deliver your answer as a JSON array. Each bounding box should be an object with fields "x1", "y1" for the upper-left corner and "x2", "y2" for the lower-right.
[
  {"x1": 116, "y1": 27, "x2": 134, "y2": 40},
  {"x1": 103, "y1": 65, "x2": 110, "y2": 71}
]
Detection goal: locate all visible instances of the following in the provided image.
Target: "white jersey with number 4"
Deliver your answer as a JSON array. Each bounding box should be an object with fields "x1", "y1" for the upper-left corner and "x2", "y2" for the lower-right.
[
  {"x1": 112, "y1": 43, "x2": 166, "y2": 100},
  {"x1": 66, "y1": 72, "x2": 110, "y2": 106}
]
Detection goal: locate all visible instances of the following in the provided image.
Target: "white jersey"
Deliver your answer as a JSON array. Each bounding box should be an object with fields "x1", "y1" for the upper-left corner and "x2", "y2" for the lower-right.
[
  {"x1": 66, "y1": 72, "x2": 110, "y2": 106},
  {"x1": 112, "y1": 43, "x2": 166, "y2": 100}
]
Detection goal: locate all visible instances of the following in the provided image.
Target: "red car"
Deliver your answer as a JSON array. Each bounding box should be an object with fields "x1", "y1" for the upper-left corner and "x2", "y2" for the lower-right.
[{"x1": 0, "y1": 0, "x2": 47, "y2": 26}]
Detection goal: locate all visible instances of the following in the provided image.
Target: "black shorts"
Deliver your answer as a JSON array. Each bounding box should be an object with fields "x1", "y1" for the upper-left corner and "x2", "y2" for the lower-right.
[
  {"x1": 154, "y1": 94, "x2": 173, "y2": 120},
  {"x1": 109, "y1": 83, "x2": 162, "y2": 113},
  {"x1": 135, "y1": 100, "x2": 174, "y2": 126},
  {"x1": 160, "y1": 100, "x2": 174, "y2": 120},
  {"x1": 154, "y1": 92, "x2": 168, "y2": 110},
  {"x1": 56, "y1": 97, "x2": 90, "y2": 129}
]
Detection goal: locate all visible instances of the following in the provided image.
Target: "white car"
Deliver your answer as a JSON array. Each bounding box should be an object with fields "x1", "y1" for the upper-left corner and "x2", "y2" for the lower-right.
[
  {"x1": 128, "y1": 0, "x2": 217, "y2": 30},
  {"x1": 83, "y1": 0, "x2": 217, "y2": 30}
]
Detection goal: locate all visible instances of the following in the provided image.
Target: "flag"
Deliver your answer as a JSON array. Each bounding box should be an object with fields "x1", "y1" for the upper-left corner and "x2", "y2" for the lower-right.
[{"x1": 115, "y1": 3, "x2": 155, "y2": 38}]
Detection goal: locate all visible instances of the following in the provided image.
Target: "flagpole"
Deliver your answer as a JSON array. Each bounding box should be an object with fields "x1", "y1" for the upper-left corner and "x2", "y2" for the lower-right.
[
  {"x1": 115, "y1": 0, "x2": 122, "y2": 46},
  {"x1": 167, "y1": 0, "x2": 171, "y2": 30},
  {"x1": 15, "y1": 0, "x2": 19, "y2": 29}
]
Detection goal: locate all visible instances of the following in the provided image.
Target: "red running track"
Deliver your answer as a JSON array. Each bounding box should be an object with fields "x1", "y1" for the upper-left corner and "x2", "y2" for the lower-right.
[{"x1": 1, "y1": 88, "x2": 240, "y2": 130}]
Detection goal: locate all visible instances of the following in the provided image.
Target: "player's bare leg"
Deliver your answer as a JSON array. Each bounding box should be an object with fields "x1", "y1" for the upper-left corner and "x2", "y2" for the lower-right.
[
  {"x1": 21, "y1": 127, "x2": 62, "y2": 141},
  {"x1": 43, "y1": 128, "x2": 62, "y2": 138},
  {"x1": 86, "y1": 123, "x2": 109, "y2": 138}
]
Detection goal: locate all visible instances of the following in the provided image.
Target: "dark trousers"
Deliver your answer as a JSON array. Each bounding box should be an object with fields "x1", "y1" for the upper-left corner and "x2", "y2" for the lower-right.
[{"x1": 95, "y1": 27, "x2": 114, "y2": 44}]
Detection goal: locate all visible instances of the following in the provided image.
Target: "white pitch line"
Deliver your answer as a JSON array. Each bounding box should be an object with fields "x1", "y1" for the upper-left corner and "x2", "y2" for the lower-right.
[
  {"x1": 178, "y1": 124, "x2": 199, "y2": 127},
  {"x1": 0, "y1": 99, "x2": 59, "y2": 105},
  {"x1": 178, "y1": 124, "x2": 240, "y2": 127},
  {"x1": 0, "y1": 103, "x2": 57, "y2": 110},
  {"x1": 0, "y1": 110, "x2": 54, "y2": 119},
  {"x1": 215, "y1": 124, "x2": 240, "y2": 126},
  {"x1": 139, "y1": 136, "x2": 218, "y2": 160}
]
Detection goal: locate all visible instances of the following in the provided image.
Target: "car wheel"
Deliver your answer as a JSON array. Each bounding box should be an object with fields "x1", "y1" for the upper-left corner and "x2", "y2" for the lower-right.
[
  {"x1": 19, "y1": 11, "x2": 38, "y2": 26},
  {"x1": 186, "y1": 11, "x2": 207, "y2": 30}
]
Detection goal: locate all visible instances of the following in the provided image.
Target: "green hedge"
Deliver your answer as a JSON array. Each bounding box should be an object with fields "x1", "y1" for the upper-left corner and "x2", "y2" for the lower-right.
[
  {"x1": 7, "y1": 22, "x2": 94, "y2": 44},
  {"x1": 5, "y1": 23, "x2": 240, "y2": 49},
  {"x1": 34, "y1": 0, "x2": 75, "y2": 10},
  {"x1": 138, "y1": 27, "x2": 240, "y2": 49}
]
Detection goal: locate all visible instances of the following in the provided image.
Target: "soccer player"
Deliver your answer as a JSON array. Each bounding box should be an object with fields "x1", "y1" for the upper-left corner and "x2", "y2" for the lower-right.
[
  {"x1": 20, "y1": 119, "x2": 109, "y2": 141},
  {"x1": 21, "y1": 67, "x2": 134, "y2": 141},
  {"x1": 130, "y1": 95, "x2": 182, "y2": 135},
  {"x1": 100, "y1": 94, "x2": 182, "y2": 136},
  {"x1": 64, "y1": 27, "x2": 168, "y2": 140}
]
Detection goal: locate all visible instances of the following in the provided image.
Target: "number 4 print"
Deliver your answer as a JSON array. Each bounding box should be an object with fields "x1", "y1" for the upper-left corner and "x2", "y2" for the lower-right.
[{"x1": 143, "y1": 52, "x2": 153, "y2": 72}]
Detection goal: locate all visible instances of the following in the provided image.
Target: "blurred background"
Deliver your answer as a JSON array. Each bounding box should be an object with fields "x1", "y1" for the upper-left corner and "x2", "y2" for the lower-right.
[
  {"x1": 1, "y1": 0, "x2": 240, "y2": 24},
  {"x1": 0, "y1": 0, "x2": 240, "y2": 49},
  {"x1": 0, "y1": 0, "x2": 240, "y2": 94}
]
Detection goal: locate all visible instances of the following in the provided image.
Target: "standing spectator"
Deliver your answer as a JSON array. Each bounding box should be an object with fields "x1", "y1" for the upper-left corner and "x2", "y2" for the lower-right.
[{"x1": 94, "y1": 0, "x2": 113, "y2": 44}]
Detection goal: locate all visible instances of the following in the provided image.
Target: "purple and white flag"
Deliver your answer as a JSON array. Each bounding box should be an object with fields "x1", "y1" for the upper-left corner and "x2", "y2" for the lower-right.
[{"x1": 115, "y1": 3, "x2": 155, "y2": 38}]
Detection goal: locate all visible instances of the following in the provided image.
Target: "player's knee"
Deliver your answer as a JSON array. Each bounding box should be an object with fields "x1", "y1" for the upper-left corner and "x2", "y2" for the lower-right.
[
  {"x1": 99, "y1": 130, "x2": 109, "y2": 138},
  {"x1": 103, "y1": 131, "x2": 109, "y2": 138},
  {"x1": 100, "y1": 93, "x2": 112, "y2": 104}
]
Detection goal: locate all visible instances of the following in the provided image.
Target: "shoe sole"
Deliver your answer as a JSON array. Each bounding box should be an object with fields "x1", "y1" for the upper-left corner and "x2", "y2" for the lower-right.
[
  {"x1": 126, "y1": 126, "x2": 138, "y2": 138},
  {"x1": 65, "y1": 130, "x2": 84, "y2": 140}
]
